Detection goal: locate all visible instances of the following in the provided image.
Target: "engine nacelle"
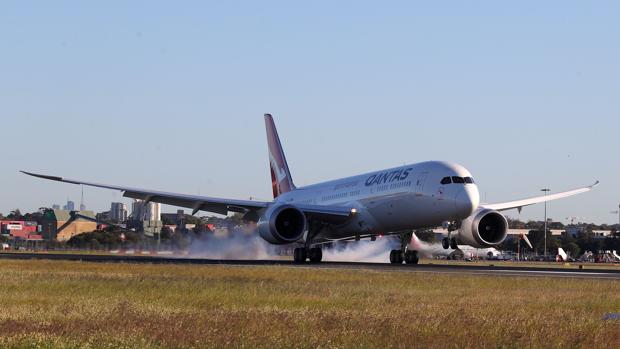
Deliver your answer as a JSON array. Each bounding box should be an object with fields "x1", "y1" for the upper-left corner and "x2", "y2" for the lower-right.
[
  {"x1": 457, "y1": 209, "x2": 508, "y2": 248},
  {"x1": 257, "y1": 204, "x2": 307, "y2": 244}
]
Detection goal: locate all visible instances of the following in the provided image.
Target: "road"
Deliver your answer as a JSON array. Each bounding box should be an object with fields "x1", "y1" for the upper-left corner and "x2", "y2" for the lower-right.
[{"x1": 1, "y1": 252, "x2": 619, "y2": 279}]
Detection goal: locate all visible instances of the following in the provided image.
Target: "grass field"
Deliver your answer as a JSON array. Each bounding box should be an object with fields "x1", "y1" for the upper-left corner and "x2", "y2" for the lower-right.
[{"x1": 0, "y1": 260, "x2": 619, "y2": 348}]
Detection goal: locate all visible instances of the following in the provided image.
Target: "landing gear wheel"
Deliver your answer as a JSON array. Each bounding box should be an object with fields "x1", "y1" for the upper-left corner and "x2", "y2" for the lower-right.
[
  {"x1": 442, "y1": 238, "x2": 450, "y2": 250},
  {"x1": 405, "y1": 250, "x2": 419, "y2": 264},
  {"x1": 450, "y1": 238, "x2": 458, "y2": 250},
  {"x1": 308, "y1": 248, "x2": 323, "y2": 263},
  {"x1": 293, "y1": 248, "x2": 307, "y2": 263},
  {"x1": 390, "y1": 250, "x2": 403, "y2": 264}
]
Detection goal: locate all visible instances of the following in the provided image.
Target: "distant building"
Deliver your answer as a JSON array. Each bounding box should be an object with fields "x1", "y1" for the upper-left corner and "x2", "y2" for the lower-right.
[
  {"x1": 564, "y1": 225, "x2": 612, "y2": 238},
  {"x1": 0, "y1": 220, "x2": 43, "y2": 241},
  {"x1": 40, "y1": 209, "x2": 97, "y2": 241},
  {"x1": 110, "y1": 202, "x2": 128, "y2": 222},
  {"x1": 52, "y1": 204, "x2": 61, "y2": 210},
  {"x1": 96, "y1": 211, "x2": 111, "y2": 222},
  {"x1": 131, "y1": 200, "x2": 161, "y2": 222},
  {"x1": 63, "y1": 200, "x2": 75, "y2": 211},
  {"x1": 80, "y1": 203, "x2": 86, "y2": 211},
  {"x1": 130, "y1": 200, "x2": 161, "y2": 234}
]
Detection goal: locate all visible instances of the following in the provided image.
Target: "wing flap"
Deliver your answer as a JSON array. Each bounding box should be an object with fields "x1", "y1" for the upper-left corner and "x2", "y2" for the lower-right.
[{"x1": 482, "y1": 181, "x2": 599, "y2": 212}]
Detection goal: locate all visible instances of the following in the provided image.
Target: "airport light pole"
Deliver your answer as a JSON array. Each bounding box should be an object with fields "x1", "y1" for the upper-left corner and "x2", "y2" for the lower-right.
[
  {"x1": 541, "y1": 188, "x2": 550, "y2": 257},
  {"x1": 612, "y1": 204, "x2": 620, "y2": 231}
]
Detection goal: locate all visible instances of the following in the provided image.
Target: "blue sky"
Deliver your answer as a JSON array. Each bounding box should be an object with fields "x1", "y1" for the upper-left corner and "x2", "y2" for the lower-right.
[{"x1": 1, "y1": 1, "x2": 618, "y2": 224}]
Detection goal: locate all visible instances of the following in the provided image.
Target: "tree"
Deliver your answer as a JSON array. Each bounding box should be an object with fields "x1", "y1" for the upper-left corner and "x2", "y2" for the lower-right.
[
  {"x1": 564, "y1": 242, "x2": 581, "y2": 258},
  {"x1": 507, "y1": 218, "x2": 526, "y2": 229},
  {"x1": 575, "y1": 232, "x2": 604, "y2": 254},
  {"x1": 549, "y1": 221, "x2": 565, "y2": 230},
  {"x1": 527, "y1": 229, "x2": 559, "y2": 255},
  {"x1": 229, "y1": 213, "x2": 245, "y2": 224},
  {"x1": 160, "y1": 226, "x2": 173, "y2": 241},
  {"x1": 8, "y1": 209, "x2": 22, "y2": 220}
]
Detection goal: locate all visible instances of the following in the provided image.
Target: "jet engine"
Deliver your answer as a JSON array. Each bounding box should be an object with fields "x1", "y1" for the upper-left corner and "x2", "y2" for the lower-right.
[
  {"x1": 258, "y1": 204, "x2": 307, "y2": 244},
  {"x1": 457, "y1": 208, "x2": 508, "y2": 248}
]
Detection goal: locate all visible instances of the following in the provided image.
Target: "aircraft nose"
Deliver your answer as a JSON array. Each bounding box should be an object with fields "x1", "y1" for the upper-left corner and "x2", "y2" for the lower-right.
[{"x1": 455, "y1": 185, "x2": 479, "y2": 217}]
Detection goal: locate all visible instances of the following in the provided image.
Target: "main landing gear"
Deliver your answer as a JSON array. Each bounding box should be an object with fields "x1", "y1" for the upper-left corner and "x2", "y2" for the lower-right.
[
  {"x1": 293, "y1": 247, "x2": 323, "y2": 263},
  {"x1": 389, "y1": 249, "x2": 419, "y2": 264},
  {"x1": 293, "y1": 223, "x2": 324, "y2": 264},
  {"x1": 390, "y1": 231, "x2": 419, "y2": 265}
]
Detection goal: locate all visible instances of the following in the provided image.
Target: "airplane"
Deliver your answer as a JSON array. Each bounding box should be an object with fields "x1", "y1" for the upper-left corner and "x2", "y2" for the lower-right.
[
  {"x1": 557, "y1": 247, "x2": 569, "y2": 262},
  {"x1": 21, "y1": 114, "x2": 599, "y2": 264}
]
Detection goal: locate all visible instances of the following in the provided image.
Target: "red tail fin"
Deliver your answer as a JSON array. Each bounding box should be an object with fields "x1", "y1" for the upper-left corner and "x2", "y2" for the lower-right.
[{"x1": 265, "y1": 114, "x2": 296, "y2": 198}]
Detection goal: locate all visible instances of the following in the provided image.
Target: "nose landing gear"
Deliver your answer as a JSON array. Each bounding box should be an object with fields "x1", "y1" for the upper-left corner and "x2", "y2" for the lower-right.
[
  {"x1": 442, "y1": 237, "x2": 459, "y2": 250},
  {"x1": 442, "y1": 221, "x2": 460, "y2": 250},
  {"x1": 442, "y1": 237, "x2": 450, "y2": 249}
]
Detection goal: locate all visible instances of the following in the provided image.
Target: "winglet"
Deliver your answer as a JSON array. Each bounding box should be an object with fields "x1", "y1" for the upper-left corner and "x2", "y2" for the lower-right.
[{"x1": 21, "y1": 171, "x2": 64, "y2": 182}]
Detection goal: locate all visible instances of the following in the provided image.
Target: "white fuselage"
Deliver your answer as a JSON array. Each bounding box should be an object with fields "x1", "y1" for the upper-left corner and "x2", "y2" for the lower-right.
[{"x1": 274, "y1": 161, "x2": 480, "y2": 241}]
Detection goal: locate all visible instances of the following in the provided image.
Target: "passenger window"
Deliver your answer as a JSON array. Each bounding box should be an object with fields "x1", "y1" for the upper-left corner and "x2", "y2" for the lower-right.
[
  {"x1": 440, "y1": 177, "x2": 451, "y2": 185},
  {"x1": 452, "y1": 176, "x2": 465, "y2": 184},
  {"x1": 464, "y1": 177, "x2": 474, "y2": 184}
]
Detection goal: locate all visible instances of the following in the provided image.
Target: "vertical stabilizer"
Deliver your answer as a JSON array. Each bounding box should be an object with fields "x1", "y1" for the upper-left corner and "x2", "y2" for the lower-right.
[
  {"x1": 264, "y1": 114, "x2": 296, "y2": 198},
  {"x1": 557, "y1": 247, "x2": 568, "y2": 262}
]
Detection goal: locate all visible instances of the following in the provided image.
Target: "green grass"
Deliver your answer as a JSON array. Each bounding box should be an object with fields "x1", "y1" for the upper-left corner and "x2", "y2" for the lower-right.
[{"x1": 0, "y1": 260, "x2": 619, "y2": 348}]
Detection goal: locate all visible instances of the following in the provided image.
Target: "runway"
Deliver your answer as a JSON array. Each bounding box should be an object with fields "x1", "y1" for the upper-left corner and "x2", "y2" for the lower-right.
[{"x1": 1, "y1": 252, "x2": 619, "y2": 279}]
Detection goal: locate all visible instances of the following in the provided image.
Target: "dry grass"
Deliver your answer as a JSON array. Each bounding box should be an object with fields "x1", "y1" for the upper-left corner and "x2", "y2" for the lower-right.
[{"x1": 0, "y1": 260, "x2": 618, "y2": 348}]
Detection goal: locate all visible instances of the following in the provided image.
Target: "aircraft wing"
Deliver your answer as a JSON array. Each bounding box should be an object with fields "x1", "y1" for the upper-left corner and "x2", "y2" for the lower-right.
[
  {"x1": 482, "y1": 181, "x2": 599, "y2": 212},
  {"x1": 21, "y1": 171, "x2": 268, "y2": 215}
]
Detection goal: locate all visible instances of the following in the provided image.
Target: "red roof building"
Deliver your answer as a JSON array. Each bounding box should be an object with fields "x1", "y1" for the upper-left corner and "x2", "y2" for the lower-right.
[{"x1": 0, "y1": 220, "x2": 44, "y2": 241}]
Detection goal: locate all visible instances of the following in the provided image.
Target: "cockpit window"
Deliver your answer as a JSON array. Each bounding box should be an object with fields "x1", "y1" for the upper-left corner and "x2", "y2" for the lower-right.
[
  {"x1": 451, "y1": 176, "x2": 465, "y2": 184},
  {"x1": 442, "y1": 176, "x2": 474, "y2": 184}
]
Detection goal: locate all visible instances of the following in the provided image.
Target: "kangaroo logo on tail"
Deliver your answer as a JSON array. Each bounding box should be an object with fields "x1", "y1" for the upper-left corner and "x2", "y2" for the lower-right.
[{"x1": 265, "y1": 114, "x2": 296, "y2": 198}]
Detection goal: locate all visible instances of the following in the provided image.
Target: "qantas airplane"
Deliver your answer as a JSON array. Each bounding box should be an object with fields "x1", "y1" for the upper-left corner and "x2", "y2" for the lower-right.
[{"x1": 22, "y1": 114, "x2": 598, "y2": 264}]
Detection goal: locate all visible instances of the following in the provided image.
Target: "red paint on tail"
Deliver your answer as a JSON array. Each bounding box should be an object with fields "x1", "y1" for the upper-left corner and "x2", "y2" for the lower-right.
[{"x1": 265, "y1": 114, "x2": 295, "y2": 198}]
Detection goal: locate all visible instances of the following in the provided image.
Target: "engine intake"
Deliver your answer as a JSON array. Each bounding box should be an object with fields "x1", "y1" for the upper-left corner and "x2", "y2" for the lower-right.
[
  {"x1": 258, "y1": 205, "x2": 307, "y2": 244},
  {"x1": 457, "y1": 209, "x2": 508, "y2": 248}
]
